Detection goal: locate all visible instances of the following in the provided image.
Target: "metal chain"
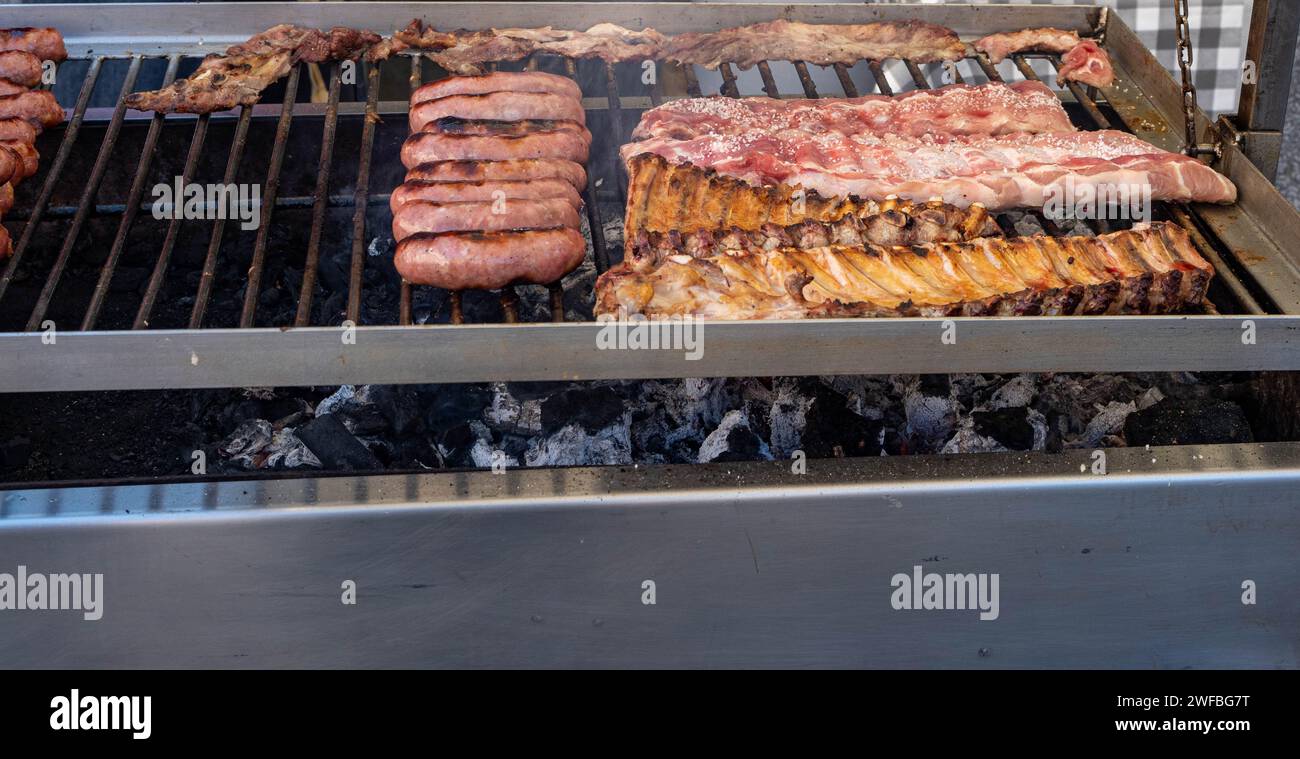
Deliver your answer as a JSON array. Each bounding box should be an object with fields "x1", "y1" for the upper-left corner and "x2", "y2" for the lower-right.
[{"x1": 1174, "y1": 0, "x2": 1203, "y2": 155}]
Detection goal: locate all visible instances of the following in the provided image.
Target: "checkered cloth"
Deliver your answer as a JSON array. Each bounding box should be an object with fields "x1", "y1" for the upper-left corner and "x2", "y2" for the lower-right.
[{"x1": 906, "y1": 0, "x2": 1250, "y2": 114}]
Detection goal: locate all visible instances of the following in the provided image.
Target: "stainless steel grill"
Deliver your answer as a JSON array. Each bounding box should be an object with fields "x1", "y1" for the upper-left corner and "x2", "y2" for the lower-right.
[{"x1": 0, "y1": 1, "x2": 1298, "y2": 390}]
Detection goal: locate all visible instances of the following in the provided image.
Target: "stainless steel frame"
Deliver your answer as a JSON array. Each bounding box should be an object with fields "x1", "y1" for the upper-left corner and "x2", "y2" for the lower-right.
[
  {"x1": 1, "y1": 3, "x2": 1300, "y2": 391},
  {"x1": 3, "y1": 442, "x2": 1297, "y2": 668}
]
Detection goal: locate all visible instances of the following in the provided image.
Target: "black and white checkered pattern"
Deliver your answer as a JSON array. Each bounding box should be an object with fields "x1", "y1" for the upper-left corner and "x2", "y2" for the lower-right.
[{"x1": 907, "y1": 0, "x2": 1250, "y2": 114}]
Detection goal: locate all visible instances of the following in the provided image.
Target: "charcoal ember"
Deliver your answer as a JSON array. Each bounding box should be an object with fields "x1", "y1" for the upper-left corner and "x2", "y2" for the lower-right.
[
  {"x1": 219, "y1": 419, "x2": 321, "y2": 470},
  {"x1": 797, "y1": 380, "x2": 884, "y2": 458},
  {"x1": 897, "y1": 375, "x2": 959, "y2": 453},
  {"x1": 485, "y1": 383, "x2": 543, "y2": 434},
  {"x1": 221, "y1": 419, "x2": 274, "y2": 459},
  {"x1": 427, "y1": 384, "x2": 492, "y2": 430},
  {"x1": 990, "y1": 374, "x2": 1037, "y2": 409},
  {"x1": 940, "y1": 425, "x2": 1007, "y2": 454},
  {"x1": 971, "y1": 407, "x2": 1041, "y2": 451},
  {"x1": 1124, "y1": 398, "x2": 1254, "y2": 447},
  {"x1": 295, "y1": 413, "x2": 381, "y2": 470},
  {"x1": 438, "y1": 421, "x2": 479, "y2": 467},
  {"x1": 645, "y1": 378, "x2": 736, "y2": 449},
  {"x1": 0, "y1": 436, "x2": 32, "y2": 472},
  {"x1": 698, "y1": 408, "x2": 771, "y2": 463},
  {"x1": 467, "y1": 421, "x2": 518, "y2": 469},
  {"x1": 1072, "y1": 401, "x2": 1136, "y2": 449},
  {"x1": 525, "y1": 421, "x2": 632, "y2": 466},
  {"x1": 540, "y1": 385, "x2": 624, "y2": 435}
]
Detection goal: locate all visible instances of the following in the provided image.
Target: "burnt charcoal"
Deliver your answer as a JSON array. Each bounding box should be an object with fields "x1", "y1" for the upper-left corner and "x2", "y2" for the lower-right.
[
  {"x1": 439, "y1": 422, "x2": 477, "y2": 465},
  {"x1": 365, "y1": 385, "x2": 422, "y2": 435},
  {"x1": 341, "y1": 405, "x2": 388, "y2": 436},
  {"x1": 540, "y1": 386, "x2": 624, "y2": 435},
  {"x1": 973, "y1": 407, "x2": 1036, "y2": 451},
  {"x1": 0, "y1": 436, "x2": 32, "y2": 472},
  {"x1": 295, "y1": 413, "x2": 381, "y2": 470},
  {"x1": 919, "y1": 374, "x2": 951, "y2": 397},
  {"x1": 698, "y1": 409, "x2": 768, "y2": 463},
  {"x1": 427, "y1": 385, "x2": 491, "y2": 429},
  {"x1": 1124, "y1": 399, "x2": 1254, "y2": 447},
  {"x1": 799, "y1": 381, "x2": 884, "y2": 457},
  {"x1": 110, "y1": 266, "x2": 149, "y2": 293}
]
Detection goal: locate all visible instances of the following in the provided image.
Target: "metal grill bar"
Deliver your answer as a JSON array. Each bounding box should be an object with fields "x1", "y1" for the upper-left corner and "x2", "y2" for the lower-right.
[
  {"x1": 133, "y1": 114, "x2": 209, "y2": 329},
  {"x1": 294, "y1": 61, "x2": 343, "y2": 328},
  {"x1": 188, "y1": 105, "x2": 253, "y2": 329},
  {"x1": 0, "y1": 56, "x2": 103, "y2": 307},
  {"x1": 238, "y1": 64, "x2": 302, "y2": 328},
  {"x1": 904, "y1": 59, "x2": 930, "y2": 89},
  {"x1": 82, "y1": 54, "x2": 181, "y2": 331},
  {"x1": 682, "y1": 63, "x2": 702, "y2": 97},
  {"x1": 719, "y1": 62, "x2": 740, "y2": 97},
  {"x1": 867, "y1": 61, "x2": 893, "y2": 96},
  {"x1": 833, "y1": 63, "x2": 858, "y2": 97},
  {"x1": 792, "y1": 61, "x2": 819, "y2": 97},
  {"x1": 756, "y1": 61, "x2": 780, "y2": 98},
  {"x1": 25, "y1": 56, "x2": 143, "y2": 332},
  {"x1": 345, "y1": 63, "x2": 380, "y2": 325}
]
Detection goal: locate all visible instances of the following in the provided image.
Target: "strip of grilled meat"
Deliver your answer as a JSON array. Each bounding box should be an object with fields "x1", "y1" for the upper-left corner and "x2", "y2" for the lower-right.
[
  {"x1": 596, "y1": 223, "x2": 1213, "y2": 320},
  {"x1": 624, "y1": 154, "x2": 996, "y2": 252},
  {"x1": 125, "y1": 25, "x2": 380, "y2": 113}
]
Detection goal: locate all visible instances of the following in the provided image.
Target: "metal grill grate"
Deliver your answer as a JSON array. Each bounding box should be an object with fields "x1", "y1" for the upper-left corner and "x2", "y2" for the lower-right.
[{"x1": 0, "y1": 38, "x2": 1268, "y2": 338}]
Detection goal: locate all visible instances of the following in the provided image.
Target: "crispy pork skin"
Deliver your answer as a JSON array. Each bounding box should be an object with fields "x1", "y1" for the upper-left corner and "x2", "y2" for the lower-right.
[
  {"x1": 596, "y1": 223, "x2": 1213, "y2": 319},
  {"x1": 411, "y1": 71, "x2": 582, "y2": 104},
  {"x1": 395, "y1": 228, "x2": 587, "y2": 289}
]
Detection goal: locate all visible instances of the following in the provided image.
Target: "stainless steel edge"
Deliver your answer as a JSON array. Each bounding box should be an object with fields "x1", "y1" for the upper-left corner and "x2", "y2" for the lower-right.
[
  {"x1": 2, "y1": 316, "x2": 1298, "y2": 390},
  {"x1": 1104, "y1": 12, "x2": 1300, "y2": 314},
  {"x1": 0, "y1": 2, "x2": 1101, "y2": 55},
  {"x1": 1, "y1": 442, "x2": 1295, "y2": 668}
]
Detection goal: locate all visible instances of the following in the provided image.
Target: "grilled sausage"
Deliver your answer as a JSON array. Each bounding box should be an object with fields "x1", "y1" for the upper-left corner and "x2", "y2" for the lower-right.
[
  {"x1": 0, "y1": 139, "x2": 38, "y2": 180},
  {"x1": 411, "y1": 71, "x2": 582, "y2": 105},
  {"x1": 0, "y1": 90, "x2": 64, "y2": 130},
  {"x1": 0, "y1": 79, "x2": 26, "y2": 97},
  {"x1": 392, "y1": 198, "x2": 581, "y2": 241},
  {"x1": 0, "y1": 144, "x2": 19, "y2": 186},
  {"x1": 395, "y1": 228, "x2": 588, "y2": 290},
  {"x1": 0, "y1": 28, "x2": 67, "y2": 63},
  {"x1": 390, "y1": 178, "x2": 583, "y2": 214},
  {"x1": 0, "y1": 50, "x2": 42, "y2": 88},
  {"x1": 417, "y1": 117, "x2": 591, "y2": 144},
  {"x1": 401, "y1": 129, "x2": 589, "y2": 167},
  {"x1": 406, "y1": 158, "x2": 588, "y2": 191},
  {"x1": 409, "y1": 91, "x2": 586, "y2": 132},
  {"x1": 0, "y1": 222, "x2": 11, "y2": 259},
  {"x1": 0, "y1": 181, "x2": 12, "y2": 215},
  {"x1": 0, "y1": 117, "x2": 36, "y2": 144}
]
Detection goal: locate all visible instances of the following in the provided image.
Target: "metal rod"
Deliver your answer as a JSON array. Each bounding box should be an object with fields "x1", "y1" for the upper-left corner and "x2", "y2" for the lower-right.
[
  {"x1": 973, "y1": 52, "x2": 1003, "y2": 82},
  {"x1": 792, "y1": 61, "x2": 819, "y2": 97},
  {"x1": 832, "y1": 63, "x2": 858, "y2": 97},
  {"x1": 0, "y1": 56, "x2": 103, "y2": 307},
  {"x1": 399, "y1": 55, "x2": 421, "y2": 327},
  {"x1": 718, "y1": 62, "x2": 740, "y2": 97},
  {"x1": 604, "y1": 61, "x2": 630, "y2": 210},
  {"x1": 566, "y1": 57, "x2": 610, "y2": 276},
  {"x1": 25, "y1": 56, "x2": 142, "y2": 332},
  {"x1": 344, "y1": 63, "x2": 379, "y2": 325},
  {"x1": 549, "y1": 282, "x2": 565, "y2": 322},
  {"x1": 682, "y1": 63, "x2": 701, "y2": 97},
  {"x1": 187, "y1": 106, "x2": 254, "y2": 329},
  {"x1": 756, "y1": 61, "x2": 780, "y2": 98},
  {"x1": 134, "y1": 116, "x2": 209, "y2": 329},
  {"x1": 500, "y1": 287, "x2": 519, "y2": 323},
  {"x1": 82, "y1": 54, "x2": 180, "y2": 331},
  {"x1": 904, "y1": 59, "x2": 932, "y2": 88},
  {"x1": 867, "y1": 61, "x2": 893, "y2": 96},
  {"x1": 448, "y1": 291, "x2": 462, "y2": 325},
  {"x1": 238, "y1": 64, "x2": 302, "y2": 328},
  {"x1": 294, "y1": 62, "x2": 343, "y2": 328}
]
